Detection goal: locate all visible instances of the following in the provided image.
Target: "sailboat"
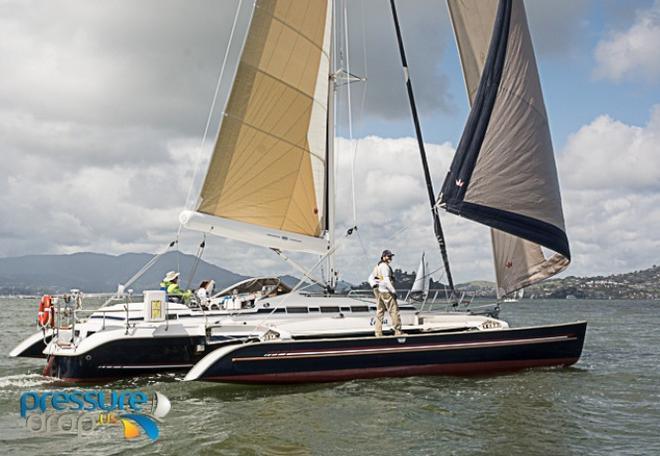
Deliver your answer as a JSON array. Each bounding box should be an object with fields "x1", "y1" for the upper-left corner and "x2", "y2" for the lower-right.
[
  {"x1": 407, "y1": 253, "x2": 430, "y2": 303},
  {"x1": 9, "y1": 0, "x2": 509, "y2": 382},
  {"x1": 182, "y1": 0, "x2": 586, "y2": 384},
  {"x1": 503, "y1": 289, "x2": 524, "y2": 303}
]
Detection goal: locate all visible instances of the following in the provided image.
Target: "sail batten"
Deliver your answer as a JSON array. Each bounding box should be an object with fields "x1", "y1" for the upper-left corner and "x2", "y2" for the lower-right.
[
  {"x1": 444, "y1": 0, "x2": 570, "y2": 297},
  {"x1": 185, "y1": 0, "x2": 332, "y2": 253}
]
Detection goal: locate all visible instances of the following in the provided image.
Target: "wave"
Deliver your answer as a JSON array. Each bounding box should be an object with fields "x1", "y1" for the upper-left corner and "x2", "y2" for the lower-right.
[{"x1": 0, "y1": 373, "x2": 49, "y2": 390}]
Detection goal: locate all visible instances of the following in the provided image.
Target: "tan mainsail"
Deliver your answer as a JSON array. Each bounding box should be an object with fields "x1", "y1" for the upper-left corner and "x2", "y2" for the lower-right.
[
  {"x1": 184, "y1": 0, "x2": 332, "y2": 253},
  {"x1": 445, "y1": 0, "x2": 570, "y2": 298}
]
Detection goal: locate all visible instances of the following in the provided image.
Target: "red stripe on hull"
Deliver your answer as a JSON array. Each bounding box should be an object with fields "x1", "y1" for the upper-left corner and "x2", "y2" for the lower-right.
[{"x1": 202, "y1": 357, "x2": 580, "y2": 384}]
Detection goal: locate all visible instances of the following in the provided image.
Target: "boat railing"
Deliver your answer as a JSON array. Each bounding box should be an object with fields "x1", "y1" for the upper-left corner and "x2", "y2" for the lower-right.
[
  {"x1": 50, "y1": 294, "x2": 83, "y2": 348},
  {"x1": 346, "y1": 288, "x2": 468, "y2": 308},
  {"x1": 346, "y1": 288, "x2": 499, "y2": 316},
  {"x1": 45, "y1": 292, "x2": 140, "y2": 339},
  {"x1": 74, "y1": 306, "x2": 134, "y2": 331}
]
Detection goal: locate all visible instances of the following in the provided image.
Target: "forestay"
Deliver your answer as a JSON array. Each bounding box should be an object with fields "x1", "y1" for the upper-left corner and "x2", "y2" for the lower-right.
[
  {"x1": 181, "y1": 0, "x2": 333, "y2": 254},
  {"x1": 441, "y1": 0, "x2": 570, "y2": 298}
]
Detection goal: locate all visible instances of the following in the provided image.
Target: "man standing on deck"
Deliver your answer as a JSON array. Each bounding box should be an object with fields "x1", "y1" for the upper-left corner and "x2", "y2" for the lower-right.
[{"x1": 369, "y1": 250, "x2": 403, "y2": 337}]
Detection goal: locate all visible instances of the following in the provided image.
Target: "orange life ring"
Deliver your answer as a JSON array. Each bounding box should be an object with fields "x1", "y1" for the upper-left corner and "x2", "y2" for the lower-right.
[{"x1": 38, "y1": 295, "x2": 54, "y2": 328}]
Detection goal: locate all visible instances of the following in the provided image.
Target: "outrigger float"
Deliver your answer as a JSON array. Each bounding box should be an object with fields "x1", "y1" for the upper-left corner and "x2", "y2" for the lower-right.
[{"x1": 184, "y1": 322, "x2": 586, "y2": 384}]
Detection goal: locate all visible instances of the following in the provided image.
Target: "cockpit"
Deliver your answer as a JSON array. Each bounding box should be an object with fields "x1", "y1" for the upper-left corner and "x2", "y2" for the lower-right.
[{"x1": 206, "y1": 277, "x2": 291, "y2": 311}]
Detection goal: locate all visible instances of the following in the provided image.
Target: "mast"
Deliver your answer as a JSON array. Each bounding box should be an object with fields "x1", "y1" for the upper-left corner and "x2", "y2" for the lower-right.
[
  {"x1": 388, "y1": 0, "x2": 456, "y2": 298},
  {"x1": 325, "y1": 0, "x2": 337, "y2": 291}
]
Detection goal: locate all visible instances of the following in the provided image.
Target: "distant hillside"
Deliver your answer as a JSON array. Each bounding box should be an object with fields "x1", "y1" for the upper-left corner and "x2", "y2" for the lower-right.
[
  {"x1": 0, "y1": 252, "x2": 246, "y2": 295},
  {"x1": 527, "y1": 264, "x2": 660, "y2": 300},
  {"x1": 2, "y1": 252, "x2": 658, "y2": 299},
  {"x1": 352, "y1": 268, "x2": 451, "y2": 293},
  {"x1": 454, "y1": 266, "x2": 660, "y2": 300},
  {"x1": 350, "y1": 265, "x2": 660, "y2": 300}
]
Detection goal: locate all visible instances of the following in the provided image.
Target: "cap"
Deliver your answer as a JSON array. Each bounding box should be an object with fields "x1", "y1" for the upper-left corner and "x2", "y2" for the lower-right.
[{"x1": 381, "y1": 250, "x2": 395, "y2": 258}]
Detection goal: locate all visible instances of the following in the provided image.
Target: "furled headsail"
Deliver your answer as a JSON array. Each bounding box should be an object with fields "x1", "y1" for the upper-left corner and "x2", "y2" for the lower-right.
[
  {"x1": 441, "y1": 0, "x2": 570, "y2": 297},
  {"x1": 180, "y1": 0, "x2": 333, "y2": 254}
]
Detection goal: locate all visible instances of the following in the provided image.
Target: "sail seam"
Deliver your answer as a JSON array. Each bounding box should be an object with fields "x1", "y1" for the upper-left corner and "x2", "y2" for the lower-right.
[
  {"x1": 255, "y1": 3, "x2": 330, "y2": 58},
  {"x1": 219, "y1": 89, "x2": 313, "y2": 194},
  {"x1": 495, "y1": 83, "x2": 548, "y2": 123},
  {"x1": 221, "y1": 112, "x2": 324, "y2": 162},
  {"x1": 219, "y1": 76, "x2": 312, "y2": 190},
  {"x1": 217, "y1": 122, "x2": 324, "y2": 201},
  {"x1": 244, "y1": 63, "x2": 330, "y2": 111},
  {"x1": 280, "y1": 147, "x2": 314, "y2": 233}
]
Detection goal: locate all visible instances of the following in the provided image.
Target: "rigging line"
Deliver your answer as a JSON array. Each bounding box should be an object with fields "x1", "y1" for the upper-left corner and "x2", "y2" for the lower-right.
[
  {"x1": 181, "y1": 0, "x2": 244, "y2": 215},
  {"x1": 271, "y1": 249, "x2": 326, "y2": 289},
  {"x1": 336, "y1": 0, "x2": 345, "y2": 69},
  {"x1": 355, "y1": 227, "x2": 370, "y2": 258},
  {"x1": 253, "y1": 242, "x2": 342, "y2": 328},
  {"x1": 186, "y1": 235, "x2": 207, "y2": 290},
  {"x1": 255, "y1": 225, "x2": 357, "y2": 327},
  {"x1": 347, "y1": 0, "x2": 370, "y2": 234},
  {"x1": 415, "y1": 264, "x2": 446, "y2": 284},
  {"x1": 359, "y1": 0, "x2": 368, "y2": 80},
  {"x1": 101, "y1": 239, "x2": 177, "y2": 307},
  {"x1": 353, "y1": 0, "x2": 369, "y2": 148},
  {"x1": 342, "y1": 0, "x2": 358, "y2": 228},
  {"x1": 385, "y1": 224, "x2": 409, "y2": 242},
  {"x1": 341, "y1": 0, "x2": 370, "y2": 241}
]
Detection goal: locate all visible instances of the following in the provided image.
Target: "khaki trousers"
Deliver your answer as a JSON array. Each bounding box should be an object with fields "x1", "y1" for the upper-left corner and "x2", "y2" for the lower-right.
[{"x1": 375, "y1": 291, "x2": 402, "y2": 336}]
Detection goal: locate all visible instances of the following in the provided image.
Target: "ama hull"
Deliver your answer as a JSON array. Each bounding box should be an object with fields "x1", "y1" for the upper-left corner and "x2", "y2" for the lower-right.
[
  {"x1": 9, "y1": 330, "x2": 53, "y2": 358},
  {"x1": 187, "y1": 321, "x2": 587, "y2": 384},
  {"x1": 47, "y1": 335, "x2": 216, "y2": 383}
]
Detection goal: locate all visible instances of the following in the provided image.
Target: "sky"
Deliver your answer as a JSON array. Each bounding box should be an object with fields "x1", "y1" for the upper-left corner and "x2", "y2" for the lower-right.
[{"x1": 1, "y1": 0, "x2": 659, "y2": 286}]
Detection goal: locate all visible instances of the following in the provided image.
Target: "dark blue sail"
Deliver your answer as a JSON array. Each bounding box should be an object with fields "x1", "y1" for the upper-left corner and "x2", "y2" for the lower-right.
[{"x1": 443, "y1": 0, "x2": 570, "y2": 297}]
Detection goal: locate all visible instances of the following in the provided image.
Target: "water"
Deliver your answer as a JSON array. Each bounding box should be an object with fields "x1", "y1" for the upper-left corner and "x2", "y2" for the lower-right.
[{"x1": 1, "y1": 298, "x2": 659, "y2": 455}]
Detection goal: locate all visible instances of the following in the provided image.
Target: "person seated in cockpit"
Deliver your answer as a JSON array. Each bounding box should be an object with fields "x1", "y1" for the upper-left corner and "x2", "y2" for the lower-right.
[
  {"x1": 160, "y1": 271, "x2": 192, "y2": 303},
  {"x1": 196, "y1": 280, "x2": 215, "y2": 308}
]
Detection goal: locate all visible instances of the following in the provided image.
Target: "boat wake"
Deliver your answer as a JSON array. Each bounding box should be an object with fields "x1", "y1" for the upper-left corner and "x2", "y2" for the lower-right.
[{"x1": 0, "y1": 373, "x2": 50, "y2": 390}]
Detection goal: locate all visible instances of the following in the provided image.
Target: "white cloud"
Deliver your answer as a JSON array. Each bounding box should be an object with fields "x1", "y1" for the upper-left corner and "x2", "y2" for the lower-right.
[
  {"x1": 329, "y1": 136, "x2": 492, "y2": 284},
  {"x1": 560, "y1": 106, "x2": 660, "y2": 191},
  {"x1": 3, "y1": 117, "x2": 659, "y2": 286},
  {"x1": 558, "y1": 104, "x2": 660, "y2": 276},
  {"x1": 3, "y1": 116, "x2": 659, "y2": 287},
  {"x1": 594, "y1": 0, "x2": 660, "y2": 82}
]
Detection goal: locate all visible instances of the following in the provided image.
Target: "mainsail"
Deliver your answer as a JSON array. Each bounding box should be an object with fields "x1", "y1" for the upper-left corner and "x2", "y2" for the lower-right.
[
  {"x1": 180, "y1": 0, "x2": 333, "y2": 254},
  {"x1": 442, "y1": 0, "x2": 570, "y2": 298}
]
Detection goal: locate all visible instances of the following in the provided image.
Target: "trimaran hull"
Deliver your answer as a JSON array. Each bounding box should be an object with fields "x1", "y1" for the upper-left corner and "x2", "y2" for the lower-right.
[
  {"x1": 34, "y1": 311, "x2": 476, "y2": 382},
  {"x1": 44, "y1": 335, "x2": 215, "y2": 382},
  {"x1": 185, "y1": 321, "x2": 587, "y2": 384}
]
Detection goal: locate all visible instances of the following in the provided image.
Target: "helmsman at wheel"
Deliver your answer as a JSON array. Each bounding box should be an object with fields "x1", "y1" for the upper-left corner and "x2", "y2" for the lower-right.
[{"x1": 368, "y1": 250, "x2": 403, "y2": 337}]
